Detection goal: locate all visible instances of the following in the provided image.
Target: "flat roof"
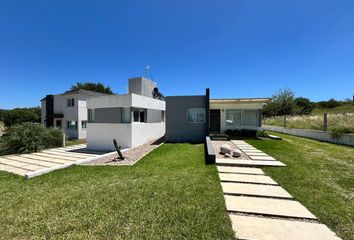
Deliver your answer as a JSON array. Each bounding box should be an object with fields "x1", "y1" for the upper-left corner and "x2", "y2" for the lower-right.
[{"x1": 210, "y1": 98, "x2": 271, "y2": 104}]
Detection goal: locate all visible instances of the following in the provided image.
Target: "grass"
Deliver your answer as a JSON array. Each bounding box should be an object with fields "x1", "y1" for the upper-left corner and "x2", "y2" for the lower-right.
[
  {"x1": 312, "y1": 104, "x2": 354, "y2": 114},
  {"x1": 246, "y1": 133, "x2": 354, "y2": 240},
  {"x1": 65, "y1": 138, "x2": 87, "y2": 146},
  {"x1": 0, "y1": 143, "x2": 235, "y2": 239},
  {"x1": 263, "y1": 113, "x2": 354, "y2": 134}
]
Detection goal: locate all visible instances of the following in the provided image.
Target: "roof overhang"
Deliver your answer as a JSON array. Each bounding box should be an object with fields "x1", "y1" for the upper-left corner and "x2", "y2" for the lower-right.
[{"x1": 210, "y1": 98, "x2": 272, "y2": 104}]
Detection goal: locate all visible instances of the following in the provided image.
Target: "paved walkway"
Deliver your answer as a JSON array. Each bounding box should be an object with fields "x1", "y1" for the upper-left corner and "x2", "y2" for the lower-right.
[
  {"x1": 0, "y1": 144, "x2": 114, "y2": 179},
  {"x1": 217, "y1": 140, "x2": 341, "y2": 240}
]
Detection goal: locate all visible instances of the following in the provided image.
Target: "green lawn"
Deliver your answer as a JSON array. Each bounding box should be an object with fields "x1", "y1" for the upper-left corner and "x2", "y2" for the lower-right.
[
  {"x1": 65, "y1": 138, "x2": 86, "y2": 146},
  {"x1": 246, "y1": 133, "x2": 354, "y2": 240},
  {"x1": 0, "y1": 143, "x2": 235, "y2": 239}
]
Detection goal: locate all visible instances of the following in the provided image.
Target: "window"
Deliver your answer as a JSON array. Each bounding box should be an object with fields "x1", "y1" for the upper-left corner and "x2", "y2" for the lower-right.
[
  {"x1": 226, "y1": 110, "x2": 241, "y2": 128},
  {"x1": 67, "y1": 121, "x2": 77, "y2": 129},
  {"x1": 161, "y1": 111, "x2": 165, "y2": 122},
  {"x1": 88, "y1": 109, "x2": 95, "y2": 122},
  {"x1": 82, "y1": 121, "x2": 87, "y2": 129},
  {"x1": 121, "y1": 108, "x2": 131, "y2": 123},
  {"x1": 242, "y1": 110, "x2": 257, "y2": 126},
  {"x1": 187, "y1": 108, "x2": 205, "y2": 123},
  {"x1": 67, "y1": 98, "x2": 75, "y2": 107},
  {"x1": 133, "y1": 108, "x2": 146, "y2": 123},
  {"x1": 133, "y1": 109, "x2": 140, "y2": 122}
]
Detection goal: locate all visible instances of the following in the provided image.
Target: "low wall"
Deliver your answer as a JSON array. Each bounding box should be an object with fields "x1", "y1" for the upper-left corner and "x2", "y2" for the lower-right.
[
  {"x1": 87, "y1": 123, "x2": 132, "y2": 151},
  {"x1": 263, "y1": 125, "x2": 354, "y2": 147}
]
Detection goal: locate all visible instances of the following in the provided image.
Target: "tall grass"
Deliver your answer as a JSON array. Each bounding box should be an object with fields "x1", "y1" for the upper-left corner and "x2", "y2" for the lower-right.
[{"x1": 263, "y1": 113, "x2": 354, "y2": 134}]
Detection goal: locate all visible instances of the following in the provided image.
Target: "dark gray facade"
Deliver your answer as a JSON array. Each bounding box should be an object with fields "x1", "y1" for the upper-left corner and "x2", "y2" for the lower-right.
[
  {"x1": 94, "y1": 107, "x2": 122, "y2": 123},
  {"x1": 166, "y1": 89, "x2": 209, "y2": 142}
]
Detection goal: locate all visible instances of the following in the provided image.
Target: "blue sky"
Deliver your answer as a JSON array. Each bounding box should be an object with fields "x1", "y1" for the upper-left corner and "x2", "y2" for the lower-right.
[{"x1": 0, "y1": 0, "x2": 353, "y2": 109}]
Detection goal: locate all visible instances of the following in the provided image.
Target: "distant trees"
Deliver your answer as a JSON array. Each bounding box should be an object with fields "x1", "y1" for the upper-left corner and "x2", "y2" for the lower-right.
[
  {"x1": 262, "y1": 88, "x2": 296, "y2": 117},
  {"x1": 263, "y1": 88, "x2": 352, "y2": 117},
  {"x1": 3, "y1": 108, "x2": 41, "y2": 127},
  {"x1": 294, "y1": 97, "x2": 314, "y2": 115},
  {"x1": 70, "y1": 82, "x2": 113, "y2": 94}
]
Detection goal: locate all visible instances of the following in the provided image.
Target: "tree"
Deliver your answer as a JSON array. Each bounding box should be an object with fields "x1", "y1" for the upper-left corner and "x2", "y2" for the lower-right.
[
  {"x1": 3, "y1": 108, "x2": 41, "y2": 127},
  {"x1": 70, "y1": 82, "x2": 113, "y2": 94},
  {"x1": 294, "y1": 97, "x2": 314, "y2": 115},
  {"x1": 262, "y1": 88, "x2": 295, "y2": 117}
]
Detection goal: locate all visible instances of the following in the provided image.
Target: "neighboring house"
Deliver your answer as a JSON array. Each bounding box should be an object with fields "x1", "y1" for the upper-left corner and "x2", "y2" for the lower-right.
[
  {"x1": 40, "y1": 90, "x2": 110, "y2": 139},
  {"x1": 86, "y1": 77, "x2": 166, "y2": 151},
  {"x1": 165, "y1": 89, "x2": 270, "y2": 142}
]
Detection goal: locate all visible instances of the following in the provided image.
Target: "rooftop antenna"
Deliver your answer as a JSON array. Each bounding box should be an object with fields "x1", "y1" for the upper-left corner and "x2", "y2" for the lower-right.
[{"x1": 144, "y1": 66, "x2": 154, "y2": 80}]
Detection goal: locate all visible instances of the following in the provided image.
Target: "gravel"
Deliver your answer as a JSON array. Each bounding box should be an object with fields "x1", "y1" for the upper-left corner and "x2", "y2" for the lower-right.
[
  {"x1": 83, "y1": 138, "x2": 164, "y2": 166},
  {"x1": 211, "y1": 140, "x2": 250, "y2": 160}
]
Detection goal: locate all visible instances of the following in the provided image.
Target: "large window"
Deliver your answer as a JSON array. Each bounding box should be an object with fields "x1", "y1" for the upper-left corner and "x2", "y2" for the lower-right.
[
  {"x1": 88, "y1": 109, "x2": 95, "y2": 122},
  {"x1": 67, "y1": 121, "x2": 77, "y2": 129},
  {"x1": 242, "y1": 110, "x2": 258, "y2": 126},
  {"x1": 187, "y1": 108, "x2": 205, "y2": 123},
  {"x1": 133, "y1": 108, "x2": 146, "y2": 123},
  {"x1": 66, "y1": 98, "x2": 75, "y2": 107},
  {"x1": 121, "y1": 108, "x2": 131, "y2": 123},
  {"x1": 226, "y1": 110, "x2": 241, "y2": 128},
  {"x1": 161, "y1": 111, "x2": 165, "y2": 122}
]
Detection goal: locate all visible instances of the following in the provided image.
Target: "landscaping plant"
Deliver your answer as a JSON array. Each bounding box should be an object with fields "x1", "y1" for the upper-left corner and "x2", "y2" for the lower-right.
[{"x1": 0, "y1": 123, "x2": 62, "y2": 155}]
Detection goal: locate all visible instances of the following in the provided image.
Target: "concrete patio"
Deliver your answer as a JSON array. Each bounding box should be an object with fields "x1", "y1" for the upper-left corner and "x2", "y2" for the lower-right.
[{"x1": 0, "y1": 144, "x2": 115, "y2": 179}]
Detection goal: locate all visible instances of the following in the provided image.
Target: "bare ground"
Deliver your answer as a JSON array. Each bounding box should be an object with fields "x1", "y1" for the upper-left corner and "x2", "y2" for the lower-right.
[{"x1": 83, "y1": 137, "x2": 164, "y2": 166}]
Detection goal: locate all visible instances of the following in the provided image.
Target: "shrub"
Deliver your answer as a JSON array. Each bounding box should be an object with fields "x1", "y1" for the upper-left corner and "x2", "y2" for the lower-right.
[
  {"x1": 225, "y1": 129, "x2": 258, "y2": 137},
  {"x1": 3, "y1": 108, "x2": 40, "y2": 127},
  {"x1": 0, "y1": 123, "x2": 62, "y2": 155}
]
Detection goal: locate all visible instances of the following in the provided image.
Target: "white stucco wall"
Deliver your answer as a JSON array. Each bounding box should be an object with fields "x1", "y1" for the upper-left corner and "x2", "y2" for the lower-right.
[
  {"x1": 86, "y1": 93, "x2": 166, "y2": 151},
  {"x1": 86, "y1": 123, "x2": 132, "y2": 151},
  {"x1": 77, "y1": 97, "x2": 88, "y2": 139},
  {"x1": 131, "y1": 122, "x2": 165, "y2": 147}
]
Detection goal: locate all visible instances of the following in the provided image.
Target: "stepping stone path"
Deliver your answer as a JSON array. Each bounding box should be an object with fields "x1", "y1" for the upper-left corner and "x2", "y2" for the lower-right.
[
  {"x1": 217, "y1": 140, "x2": 342, "y2": 240},
  {"x1": 0, "y1": 144, "x2": 108, "y2": 179}
]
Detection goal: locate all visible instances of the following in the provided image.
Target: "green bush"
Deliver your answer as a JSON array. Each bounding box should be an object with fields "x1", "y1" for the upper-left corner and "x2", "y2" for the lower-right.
[
  {"x1": 3, "y1": 108, "x2": 40, "y2": 127},
  {"x1": 225, "y1": 129, "x2": 259, "y2": 137},
  {"x1": 0, "y1": 123, "x2": 62, "y2": 155}
]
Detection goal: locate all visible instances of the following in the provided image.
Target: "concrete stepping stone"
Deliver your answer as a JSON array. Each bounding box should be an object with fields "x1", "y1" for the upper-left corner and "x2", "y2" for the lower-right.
[
  {"x1": 42, "y1": 150, "x2": 90, "y2": 158},
  {"x1": 0, "y1": 158, "x2": 42, "y2": 171},
  {"x1": 221, "y1": 182, "x2": 293, "y2": 199},
  {"x1": 219, "y1": 173, "x2": 278, "y2": 185},
  {"x1": 48, "y1": 148, "x2": 96, "y2": 157},
  {"x1": 0, "y1": 164, "x2": 29, "y2": 176},
  {"x1": 247, "y1": 152, "x2": 269, "y2": 156},
  {"x1": 4, "y1": 156, "x2": 62, "y2": 168},
  {"x1": 22, "y1": 153, "x2": 74, "y2": 163},
  {"x1": 229, "y1": 215, "x2": 341, "y2": 240},
  {"x1": 216, "y1": 158, "x2": 286, "y2": 167},
  {"x1": 36, "y1": 152, "x2": 85, "y2": 160},
  {"x1": 250, "y1": 155, "x2": 276, "y2": 161},
  {"x1": 217, "y1": 166, "x2": 264, "y2": 175},
  {"x1": 225, "y1": 196, "x2": 317, "y2": 219},
  {"x1": 242, "y1": 149, "x2": 263, "y2": 153}
]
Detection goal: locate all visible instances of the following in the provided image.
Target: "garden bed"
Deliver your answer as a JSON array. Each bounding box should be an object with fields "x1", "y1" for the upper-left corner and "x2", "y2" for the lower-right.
[{"x1": 83, "y1": 137, "x2": 164, "y2": 166}]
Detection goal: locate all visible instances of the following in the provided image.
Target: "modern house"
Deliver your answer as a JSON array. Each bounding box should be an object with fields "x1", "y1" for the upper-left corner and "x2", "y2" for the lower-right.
[
  {"x1": 165, "y1": 89, "x2": 270, "y2": 142},
  {"x1": 40, "y1": 90, "x2": 110, "y2": 139},
  {"x1": 86, "y1": 77, "x2": 166, "y2": 151}
]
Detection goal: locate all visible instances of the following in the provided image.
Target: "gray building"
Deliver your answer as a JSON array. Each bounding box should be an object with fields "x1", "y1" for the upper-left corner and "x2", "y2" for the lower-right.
[
  {"x1": 165, "y1": 88, "x2": 270, "y2": 142},
  {"x1": 40, "y1": 89, "x2": 110, "y2": 139},
  {"x1": 165, "y1": 89, "x2": 210, "y2": 142}
]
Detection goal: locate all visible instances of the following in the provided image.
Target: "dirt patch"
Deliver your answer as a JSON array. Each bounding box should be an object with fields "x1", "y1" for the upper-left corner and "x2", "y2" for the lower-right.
[
  {"x1": 212, "y1": 140, "x2": 250, "y2": 160},
  {"x1": 83, "y1": 138, "x2": 164, "y2": 166}
]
